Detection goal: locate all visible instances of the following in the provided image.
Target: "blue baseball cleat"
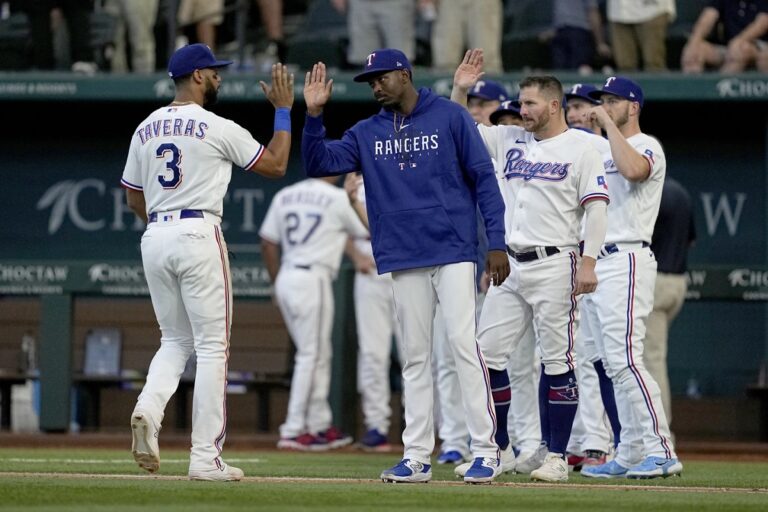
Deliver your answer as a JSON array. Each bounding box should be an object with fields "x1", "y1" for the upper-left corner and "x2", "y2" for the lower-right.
[
  {"x1": 463, "y1": 457, "x2": 501, "y2": 484},
  {"x1": 380, "y1": 459, "x2": 432, "y2": 483},
  {"x1": 437, "y1": 450, "x2": 467, "y2": 465},
  {"x1": 626, "y1": 456, "x2": 683, "y2": 479},
  {"x1": 581, "y1": 459, "x2": 630, "y2": 479}
]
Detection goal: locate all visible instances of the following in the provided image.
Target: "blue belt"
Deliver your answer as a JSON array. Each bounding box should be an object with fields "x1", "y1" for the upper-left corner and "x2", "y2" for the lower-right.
[
  {"x1": 148, "y1": 209, "x2": 204, "y2": 223},
  {"x1": 506, "y1": 246, "x2": 560, "y2": 263},
  {"x1": 600, "y1": 241, "x2": 649, "y2": 257}
]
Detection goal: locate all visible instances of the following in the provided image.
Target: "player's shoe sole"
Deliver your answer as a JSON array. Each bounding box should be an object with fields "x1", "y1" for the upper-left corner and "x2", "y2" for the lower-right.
[{"x1": 131, "y1": 411, "x2": 159, "y2": 473}]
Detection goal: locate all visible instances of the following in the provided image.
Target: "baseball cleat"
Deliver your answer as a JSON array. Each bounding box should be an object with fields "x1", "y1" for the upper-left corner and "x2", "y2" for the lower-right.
[
  {"x1": 359, "y1": 429, "x2": 391, "y2": 452},
  {"x1": 626, "y1": 456, "x2": 683, "y2": 479},
  {"x1": 380, "y1": 459, "x2": 432, "y2": 483},
  {"x1": 130, "y1": 410, "x2": 160, "y2": 473},
  {"x1": 188, "y1": 463, "x2": 244, "y2": 481},
  {"x1": 437, "y1": 450, "x2": 468, "y2": 465},
  {"x1": 454, "y1": 445, "x2": 515, "y2": 477},
  {"x1": 277, "y1": 433, "x2": 328, "y2": 451},
  {"x1": 463, "y1": 457, "x2": 501, "y2": 484},
  {"x1": 318, "y1": 426, "x2": 353, "y2": 449},
  {"x1": 581, "y1": 459, "x2": 630, "y2": 479},
  {"x1": 530, "y1": 453, "x2": 569, "y2": 482},
  {"x1": 514, "y1": 442, "x2": 548, "y2": 474}
]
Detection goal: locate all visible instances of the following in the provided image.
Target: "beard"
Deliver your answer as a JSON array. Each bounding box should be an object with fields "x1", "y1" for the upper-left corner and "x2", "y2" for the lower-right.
[
  {"x1": 610, "y1": 105, "x2": 629, "y2": 129},
  {"x1": 524, "y1": 110, "x2": 551, "y2": 133},
  {"x1": 203, "y1": 78, "x2": 219, "y2": 106}
]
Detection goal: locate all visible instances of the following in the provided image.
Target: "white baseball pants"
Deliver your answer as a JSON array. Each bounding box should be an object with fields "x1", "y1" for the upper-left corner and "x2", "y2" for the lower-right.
[
  {"x1": 354, "y1": 270, "x2": 401, "y2": 434},
  {"x1": 137, "y1": 215, "x2": 231, "y2": 471},
  {"x1": 589, "y1": 247, "x2": 676, "y2": 466},
  {"x1": 392, "y1": 262, "x2": 498, "y2": 463},
  {"x1": 276, "y1": 267, "x2": 334, "y2": 437}
]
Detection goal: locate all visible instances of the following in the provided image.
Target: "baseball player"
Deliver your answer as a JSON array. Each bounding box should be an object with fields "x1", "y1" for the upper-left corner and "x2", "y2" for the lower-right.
[
  {"x1": 447, "y1": 90, "x2": 543, "y2": 476},
  {"x1": 489, "y1": 99, "x2": 523, "y2": 127},
  {"x1": 302, "y1": 50, "x2": 509, "y2": 484},
  {"x1": 580, "y1": 77, "x2": 683, "y2": 479},
  {"x1": 467, "y1": 79, "x2": 509, "y2": 125},
  {"x1": 260, "y1": 176, "x2": 369, "y2": 451},
  {"x1": 122, "y1": 44, "x2": 294, "y2": 481},
  {"x1": 563, "y1": 83, "x2": 620, "y2": 470},
  {"x1": 451, "y1": 49, "x2": 609, "y2": 483},
  {"x1": 343, "y1": 177, "x2": 402, "y2": 452}
]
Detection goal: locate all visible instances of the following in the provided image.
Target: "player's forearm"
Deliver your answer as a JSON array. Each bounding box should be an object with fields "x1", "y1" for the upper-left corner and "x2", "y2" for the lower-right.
[
  {"x1": 260, "y1": 239, "x2": 281, "y2": 282},
  {"x1": 450, "y1": 84, "x2": 469, "y2": 108},
  {"x1": 604, "y1": 124, "x2": 650, "y2": 182},
  {"x1": 350, "y1": 198, "x2": 369, "y2": 229},
  {"x1": 581, "y1": 200, "x2": 607, "y2": 259},
  {"x1": 263, "y1": 130, "x2": 291, "y2": 177},
  {"x1": 126, "y1": 189, "x2": 148, "y2": 224}
]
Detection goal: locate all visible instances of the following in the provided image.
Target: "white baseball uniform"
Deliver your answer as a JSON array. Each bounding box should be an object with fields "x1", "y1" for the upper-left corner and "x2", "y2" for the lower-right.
[
  {"x1": 350, "y1": 182, "x2": 402, "y2": 437},
  {"x1": 121, "y1": 102, "x2": 265, "y2": 472},
  {"x1": 475, "y1": 124, "x2": 609, "y2": 375},
  {"x1": 581, "y1": 132, "x2": 677, "y2": 467},
  {"x1": 568, "y1": 131, "x2": 614, "y2": 456},
  {"x1": 259, "y1": 178, "x2": 369, "y2": 438}
]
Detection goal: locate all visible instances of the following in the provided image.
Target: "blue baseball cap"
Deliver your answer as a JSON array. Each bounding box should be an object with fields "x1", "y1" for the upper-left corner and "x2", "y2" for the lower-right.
[
  {"x1": 168, "y1": 43, "x2": 233, "y2": 79},
  {"x1": 565, "y1": 83, "x2": 601, "y2": 105},
  {"x1": 353, "y1": 48, "x2": 412, "y2": 82},
  {"x1": 468, "y1": 80, "x2": 509, "y2": 102},
  {"x1": 489, "y1": 99, "x2": 521, "y2": 125},
  {"x1": 588, "y1": 76, "x2": 644, "y2": 108}
]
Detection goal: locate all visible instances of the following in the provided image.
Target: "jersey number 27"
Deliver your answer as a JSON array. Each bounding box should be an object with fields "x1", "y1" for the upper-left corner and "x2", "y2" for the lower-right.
[{"x1": 284, "y1": 212, "x2": 322, "y2": 246}]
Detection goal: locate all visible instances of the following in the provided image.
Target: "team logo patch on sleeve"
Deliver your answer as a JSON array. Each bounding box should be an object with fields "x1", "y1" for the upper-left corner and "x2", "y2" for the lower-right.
[
  {"x1": 644, "y1": 149, "x2": 655, "y2": 164},
  {"x1": 597, "y1": 176, "x2": 608, "y2": 190}
]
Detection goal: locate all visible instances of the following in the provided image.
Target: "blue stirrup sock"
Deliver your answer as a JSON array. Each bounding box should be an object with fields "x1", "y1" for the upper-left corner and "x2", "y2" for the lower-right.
[
  {"x1": 594, "y1": 359, "x2": 622, "y2": 447},
  {"x1": 489, "y1": 368, "x2": 511, "y2": 450},
  {"x1": 546, "y1": 370, "x2": 579, "y2": 456}
]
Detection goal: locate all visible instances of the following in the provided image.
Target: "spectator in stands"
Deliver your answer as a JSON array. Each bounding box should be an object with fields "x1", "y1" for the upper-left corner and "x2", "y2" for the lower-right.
[
  {"x1": 331, "y1": 0, "x2": 416, "y2": 65},
  {"x1": 425, "y1": 0, "x2": 503, "y2": 73},
  {"x1": 104, "y1": 0, "x2": 158, "y2": 73},
  {"x1": 545, "y1": 0, "x2": 611, "y2": 74},
  {"x1": 606, "y1": 0, "x2": 676, "y2": 71},
  {"x1": 22, "y1": 0, "x2": 97, "y2": 72},
  {"x1": 178, "y1": 0, "x2": 224, "y2": 50},
  {"x1": 255, "y1": 0, "x2": 287, "y2": 64},
  {"x1": 681, "y1": 0, "x2": 768, "y2": 73},
  {"x1": 647, "y1": 177, "x2": 696, "y2": 425}
]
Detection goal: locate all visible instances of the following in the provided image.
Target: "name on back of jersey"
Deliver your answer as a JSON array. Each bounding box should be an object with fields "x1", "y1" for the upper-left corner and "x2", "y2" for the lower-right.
[{"x1": 136, "y1": 117, "x2": 208, "y2": 145}]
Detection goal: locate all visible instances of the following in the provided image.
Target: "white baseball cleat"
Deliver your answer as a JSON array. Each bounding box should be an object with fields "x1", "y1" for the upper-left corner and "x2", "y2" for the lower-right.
[
  {"x1": 454, "y1": 445, "x2": 516, "y2": 477},
  {"x1": 530, "y1": 453, "x2": 569, "y2": 482},
  {"x1": 515, "y1": 443, "x2": 549, "y2": 474},
  {"x1": 131, "y1": 410, "x2": 160, "y2": 473},
  {"x1": 189, "y1": 463, "x2": 244, "y2": 482}
]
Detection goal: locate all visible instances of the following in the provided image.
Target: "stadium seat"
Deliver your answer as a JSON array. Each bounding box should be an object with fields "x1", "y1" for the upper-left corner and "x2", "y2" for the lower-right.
[{"x1": 285, "y1": 0, "x2": 348, "y2": 69}]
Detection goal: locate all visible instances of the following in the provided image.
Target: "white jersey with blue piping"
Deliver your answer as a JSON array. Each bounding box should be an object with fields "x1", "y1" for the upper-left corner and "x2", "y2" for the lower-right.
[
  {"x1": 476, "y1": 124, "x2": 609, "y2": 251},
  {"x1": 599, "y1": 132, "x2": 665, "y2": 245},
  {"x1": 120, "y1": 103, "x2": 264, "y2": 217}
]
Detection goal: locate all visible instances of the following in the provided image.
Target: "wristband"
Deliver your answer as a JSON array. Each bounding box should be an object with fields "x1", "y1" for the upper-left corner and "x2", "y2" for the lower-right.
[{"x1": 274, "y1": 107, "x2": 291, "y2": 133}]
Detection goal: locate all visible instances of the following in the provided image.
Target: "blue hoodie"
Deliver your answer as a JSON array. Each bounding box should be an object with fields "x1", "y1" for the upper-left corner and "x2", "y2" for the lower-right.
[{"x1": 302, "y1": 88, "x2": 506, "y2": 274}]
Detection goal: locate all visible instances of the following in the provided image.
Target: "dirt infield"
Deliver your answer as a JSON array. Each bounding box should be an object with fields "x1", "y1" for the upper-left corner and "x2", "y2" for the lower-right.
[{"x1": 2, "y1": 432, "x2": 768, "y2": 462}]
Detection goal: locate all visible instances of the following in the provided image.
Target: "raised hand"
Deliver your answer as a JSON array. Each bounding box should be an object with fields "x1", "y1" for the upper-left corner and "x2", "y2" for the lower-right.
[
  {"x1": 304, "y1": 62, "x2": 334, "y2": 116},
  {"x1": 260, "y1": 63, "x2": 295, "y2": 109},
  {"x1": 453, "y1": 48, "x2": 485, "y2": 92}
]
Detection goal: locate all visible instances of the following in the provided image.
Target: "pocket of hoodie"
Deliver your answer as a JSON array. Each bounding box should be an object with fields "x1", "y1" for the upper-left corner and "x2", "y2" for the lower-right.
[{"x1": 375, "y1": 206, "x2": 463, "y2": 260}]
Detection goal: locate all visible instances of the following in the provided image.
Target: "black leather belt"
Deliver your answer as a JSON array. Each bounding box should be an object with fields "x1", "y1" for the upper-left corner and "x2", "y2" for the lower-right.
[
  {"x1": 506, "y1": 246, "x2": 560, "y2": 262},
  {"x1": 148, "y1": 209, "x2": 204, "y2": 223}
]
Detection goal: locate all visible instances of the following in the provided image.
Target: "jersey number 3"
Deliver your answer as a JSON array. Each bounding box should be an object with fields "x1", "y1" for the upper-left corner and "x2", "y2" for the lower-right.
[{"x1": 156, "y1": 143, "x2": 182, "y2": 189}]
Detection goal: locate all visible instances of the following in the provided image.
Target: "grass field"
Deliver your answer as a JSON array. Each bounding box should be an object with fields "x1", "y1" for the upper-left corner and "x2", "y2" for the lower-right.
[{"x1": 0, "y1": 448, "x2": 767, "y2": 511}]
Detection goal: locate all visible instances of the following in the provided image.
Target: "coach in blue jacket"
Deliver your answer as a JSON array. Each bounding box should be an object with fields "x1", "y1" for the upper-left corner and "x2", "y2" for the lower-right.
[{"x1": 301, "y1": 49, "x2": 509, "y2": 484}]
